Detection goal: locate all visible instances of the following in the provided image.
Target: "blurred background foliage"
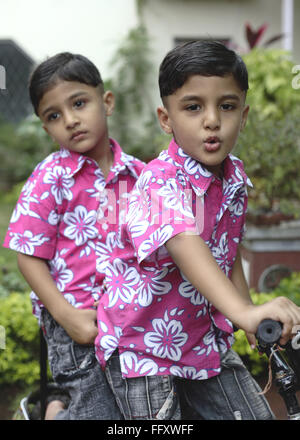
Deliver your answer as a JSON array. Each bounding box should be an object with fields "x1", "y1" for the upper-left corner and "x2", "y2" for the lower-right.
[
  {"x1": 0, "y1": 270, "x2": 299, "y2": 387},
  {"x1": 236, "y1": 48, "x2": 300, "y2": 217},
  {"x1": 0, "y1": 23, "x2": 300, "y2": 403},
  {"x1": 0, "y1": 116, "x2": 56, "y2": 192}
]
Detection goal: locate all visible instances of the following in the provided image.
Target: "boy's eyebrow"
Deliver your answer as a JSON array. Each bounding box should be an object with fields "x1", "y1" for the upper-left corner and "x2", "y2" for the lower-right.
[
  {"x1": 180, "y1": 93, "x2": 241, "y2": 102},
  {"x1": 41, "y1": 91, "x2": 89, "y2": 117}
]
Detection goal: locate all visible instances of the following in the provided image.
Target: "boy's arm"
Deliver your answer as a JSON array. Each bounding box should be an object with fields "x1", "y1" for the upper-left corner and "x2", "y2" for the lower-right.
[
  {"x1": 17, "y1": 253, "x2": 98, "y2": 345},
  {"x1": 231, "y1": 246, "x2": 256, "y2": 347},
  {"x1": 165, "y1": 232, "x2": 300, "y2": 344},
  {"x1": 231, "y1": 246, "x2": 252, "y2": 304}
]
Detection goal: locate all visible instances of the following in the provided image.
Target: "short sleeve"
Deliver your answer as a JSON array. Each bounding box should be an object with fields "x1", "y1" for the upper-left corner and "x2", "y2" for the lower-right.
[
  {"x1": 126, "y1": 167, "x2": 202, "y2": 263},
  {"x1": 3, "y1": 165, "x2": 65, "y2": 259}
]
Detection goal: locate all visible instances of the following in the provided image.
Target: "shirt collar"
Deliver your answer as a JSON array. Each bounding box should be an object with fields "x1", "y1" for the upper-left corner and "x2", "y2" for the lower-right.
[
  {"x1": 167, "y1": 138, "x2": 252, "y2": 195},
  {"x1": 106, "y1": 138, "x2": 143, "y2": 182},
  {"x1": 57, "y1": 138, "x2": 143, "y2": 180}
]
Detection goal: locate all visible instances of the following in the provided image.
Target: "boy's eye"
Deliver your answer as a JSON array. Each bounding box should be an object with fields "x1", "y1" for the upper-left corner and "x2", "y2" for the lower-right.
[
  {"x1": 74, "y1": 100, "x2": 85, "y2": 108},
  {"x1": 48, "y1": 112, "x2": 60, "y2": 121},
  {"x1": 221, "y1": 103, "x2": 235, "y2": 111},
  {"x1": 186, "y1": 104, "x2": 201, "y2": 111}
]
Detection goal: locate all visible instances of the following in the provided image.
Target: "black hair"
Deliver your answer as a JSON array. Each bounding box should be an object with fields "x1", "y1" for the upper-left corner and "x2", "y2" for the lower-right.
[
  {"x1": 159, "y1": 40, "x2": 248, "y2": 100},
  {"x1": 29, "y1": 52, "x2": 104, "y2": 115}
]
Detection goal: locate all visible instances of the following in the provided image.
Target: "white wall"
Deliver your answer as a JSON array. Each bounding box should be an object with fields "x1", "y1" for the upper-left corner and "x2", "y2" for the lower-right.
[
  {"x1": 0, "y1": 0, "x2": 139, "y2": 81},
  {"x1": 141, "y1": 0, "x2": 299, "y2": 108}
]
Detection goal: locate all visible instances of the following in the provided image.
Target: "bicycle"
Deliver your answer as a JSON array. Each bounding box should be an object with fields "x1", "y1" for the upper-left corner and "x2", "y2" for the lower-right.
[
  {"x1": 16, "y1": 321, "x2": 300, "y2": 420},
  {"x1": 256, "y1": 319, "x2": 300, "y2": 420}
]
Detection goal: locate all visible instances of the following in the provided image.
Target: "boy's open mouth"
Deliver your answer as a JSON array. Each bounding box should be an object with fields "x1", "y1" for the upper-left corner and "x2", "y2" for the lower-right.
[{"x1": 204, "y1": 136, "x2": 221, "y2": 152}]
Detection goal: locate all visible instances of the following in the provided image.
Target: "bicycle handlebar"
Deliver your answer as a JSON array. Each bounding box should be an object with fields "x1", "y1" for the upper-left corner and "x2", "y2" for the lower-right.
[{"x1": 256, "y1": 319, "x2": 282, "y2": 345}]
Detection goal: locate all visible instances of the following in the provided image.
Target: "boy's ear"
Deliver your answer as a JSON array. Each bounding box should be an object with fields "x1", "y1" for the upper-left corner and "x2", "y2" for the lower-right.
[
  {"x1": 240, "y1": 104, "x2": 250, "y2": 131},
  {"x1": 103, "y1": 90, "x2": 115, "y2": 116},
  {"x1": 157, "y1": 106, "x2": 173, "y2": 135}
]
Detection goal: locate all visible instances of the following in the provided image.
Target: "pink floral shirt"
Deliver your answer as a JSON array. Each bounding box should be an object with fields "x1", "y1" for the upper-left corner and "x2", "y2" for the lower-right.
[
  {"x1": 95, "y1": 138, "x2": 252, "y2": 380},
  {"x1": 3, "y1": 139, "x2": 144, "y2": 318}
]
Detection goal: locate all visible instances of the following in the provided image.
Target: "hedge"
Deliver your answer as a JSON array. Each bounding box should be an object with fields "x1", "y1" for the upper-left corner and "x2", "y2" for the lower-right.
[
  {"x1": 0, "y1": 292, "x2": 40, "y2": 385},
  {"x1": 0, "y1": 272, "x2": 300, "y2": 386}
]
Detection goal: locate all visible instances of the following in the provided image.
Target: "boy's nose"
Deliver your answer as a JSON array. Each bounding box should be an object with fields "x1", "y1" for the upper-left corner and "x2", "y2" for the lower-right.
[
  {"x1": 203, "y1": 108, "x2": 220, "y2": 130},
  {"x1": 64, "y1": 110, "x2": 79, "y2": 128}
]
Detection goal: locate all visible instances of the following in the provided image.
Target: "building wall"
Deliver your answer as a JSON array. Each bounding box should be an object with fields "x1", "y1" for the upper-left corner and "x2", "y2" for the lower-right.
[
  {"x1": 294, "y1": 2, "x2": 300, "y2": 64},
  {"x1": 141, "y1": 0, "x2": 299, "y2": 108}
]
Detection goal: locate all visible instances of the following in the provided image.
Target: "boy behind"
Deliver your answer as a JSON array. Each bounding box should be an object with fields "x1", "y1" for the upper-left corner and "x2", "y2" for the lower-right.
[
  {"x1": 95, "y1": 41, "x2": 300, "y2": 420},
  {"x1": 3, "y1": 52, "x2": 144, "y2": 419}
]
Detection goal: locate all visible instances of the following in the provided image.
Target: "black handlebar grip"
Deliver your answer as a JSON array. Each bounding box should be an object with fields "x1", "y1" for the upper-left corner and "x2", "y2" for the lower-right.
[{"x1": 256, "y1": 319, "x2": 282, "y2": 345}]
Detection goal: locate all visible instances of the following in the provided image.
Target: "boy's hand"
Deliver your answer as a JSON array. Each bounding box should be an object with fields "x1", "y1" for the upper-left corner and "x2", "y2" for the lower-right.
[
  {"x1": 238, "y1": 296, "x2": 300, "y2": 346},
  {"x1": 59, "y1": 307, "x2": 98, "y2": 345},
  {"x1": 245, "y1": 332, "x2": 257, "y2": 350}
]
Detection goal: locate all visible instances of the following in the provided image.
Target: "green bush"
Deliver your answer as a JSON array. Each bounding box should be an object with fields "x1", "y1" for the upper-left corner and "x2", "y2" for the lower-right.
[
  {"x1": 0, "y1": 292, "x2": 40, "y2": 386},
  {"x1": 235, "y1": 111, "x2": 300, "y2": 216},
  {"x1": 242, "y1": 49, "x2": 300, "y2": 120},
  {"x1": 233, "y1": 272, "x2": 300, "y2": 376},
  {"x1": 273, "y1": 272, "x2": 300, "y2": 306},
  {"x1": 0, "y1": 255, "x2": 28, "y2": 299},
  {"x1": 0, "y1": 273, "x2": 299, "y2": 385},
  {"x1": 234, "y1": 49, "x2": 300, "y2": 216},
  {"x1": 0, "y1": 116, "x2": 56, "y2": 192}
]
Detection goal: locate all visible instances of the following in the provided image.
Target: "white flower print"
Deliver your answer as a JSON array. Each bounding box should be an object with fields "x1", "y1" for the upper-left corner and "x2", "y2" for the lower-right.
[
  {"x1": 64, "y1": 205, "x2": 98, "y2": 246},
  {"x1": 105, "y1": 258, "x2": 140, "y2": 307},
  {"x1": 233, "y1": 163, "x2": 243, "y2": 182},
  {"x1": 137, "y1": 224, "x2": 174, "y2": 262},
  {"x1": 138, "y1": 266, "x2": 172, "y2": 307},
  {"x1": 10, "y1": 180, "x2": 41, "y2": 223},
  {"x1": 144, "y1": 311, "x2": 188, "y2": 361},
  {"x1": 48, "y1": 210, "x2": 60, "y2": 225},
  {"x1": 213, "y1": 232, "x2": 230, "y2": 276},
  {"x1": 96, "y1": 194, "x2": 108, "y2": 221},
  {"x1": 203, "y1": 328, "x2": 219, "y2": 353},
  {"x1": 78, "y1": 274, "x2": 96, "y2": 294},
  {"x1": 169, "y1": 365, "x2": 208, "y2": 380},
  {"x1": 100, "y1": 326, "x2": 122, "y2": 360},
  {"x1": 193, "y1": 327, "x2": 218, "y2": 357},
  {"x1": 128, "y1": 218, "x2": 149, "y2": 239},
  {"x1": 85, "y1": 169, "x2": 106, "y2": 199},
  {"x1": 95, "y1": 232, "x2": 123, "y2": 273},
  {"x1": 127, "y1": 191, "x2": 151, "y2": 238},
  {"x1": 229, "y1": 187, "x2": 246, "y2": 217},
  {"x1": 8, "y1": 230, "x2": 50, "y2": 255},
  {"x1": 63, "y1": 293, "x2": 76, "y2": 306},
  {"x1": 120, "y1": 351, "x2": 159, "y2": 376},
  {"x1": 135, "y1": 170, "x2": 153, "y2": 193},
  {"x1": 156, "y1": 178, "x2": 194, "y2": 220},
  {"x1": 43, "y1": 165, "x2": 75, "y2": 204},
  {"x1": 178, "y1": 273, "x2": 207, "y2": 306},
  {"x1": 49, "y1": 251, "x2": 74, "y2": 291},
  {"x1": 181, "y1": 154, "x2": 211, "y2": 178}
]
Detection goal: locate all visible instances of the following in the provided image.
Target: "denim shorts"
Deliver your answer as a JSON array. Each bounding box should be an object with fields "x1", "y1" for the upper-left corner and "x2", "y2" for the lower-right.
[
  {"x1": 41, "y1": 309, "x2": 123, "y2": 420},
  {"x1": 105, "y1": 351, "x2": 181, "y2": 420},
  {"x1": 177, "y1": 349, "x2": 275, "y2": 420},
  {"x1": 105, "y1": 349, "x2": 275, "y2": 420}
]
